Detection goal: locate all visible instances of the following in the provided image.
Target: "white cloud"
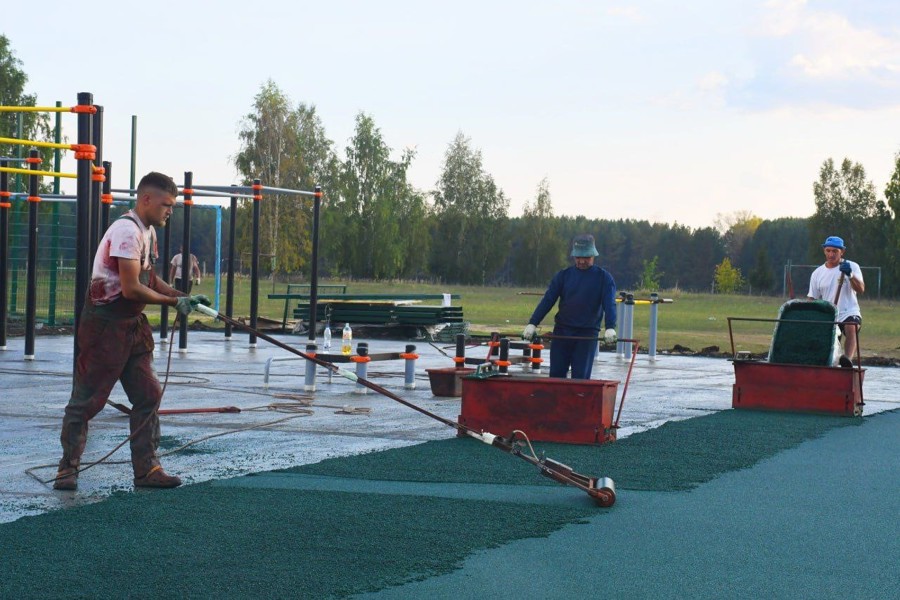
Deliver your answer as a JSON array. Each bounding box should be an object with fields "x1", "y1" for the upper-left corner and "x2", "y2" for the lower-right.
[
  {"x1": 762, "y1": 1, "x2": 900, "y2": 84},
  {"x1": 605, "y1": 5, "x2": 644, "y2": 22}
]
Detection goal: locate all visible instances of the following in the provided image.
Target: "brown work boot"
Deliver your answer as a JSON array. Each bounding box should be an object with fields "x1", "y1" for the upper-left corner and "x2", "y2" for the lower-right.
[
  {"x1": 53, "y1": 467, "x2": 78, "y2": 491},
  {"x1": 134, "y1": 466, "x2": 182, "y2": 489}
]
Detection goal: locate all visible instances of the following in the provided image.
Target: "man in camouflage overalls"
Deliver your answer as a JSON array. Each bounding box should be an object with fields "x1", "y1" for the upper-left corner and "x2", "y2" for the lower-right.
[{"x1": 54, "y1": 172, "x2": 209, "y2": 490}]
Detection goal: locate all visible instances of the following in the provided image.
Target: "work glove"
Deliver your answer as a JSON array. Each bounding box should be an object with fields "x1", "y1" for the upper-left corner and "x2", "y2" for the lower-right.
[
  {"x1": 839, "y1": 261, "x2": 852, "y2": 276},
  {"x1": 174, "y1": 294, "x2": 212, "y2": 316},
  {"x1": 604, "y1": 328, "x2": 617, "y2": 344},
  {"x1": 522, "y1": 324, "x2": 537, "y2": 341}
]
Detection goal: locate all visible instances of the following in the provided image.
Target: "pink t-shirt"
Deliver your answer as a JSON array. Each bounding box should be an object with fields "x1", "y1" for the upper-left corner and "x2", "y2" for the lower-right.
[{"x1": 89, "y1": 211, "x2": 157, "y2": 305}]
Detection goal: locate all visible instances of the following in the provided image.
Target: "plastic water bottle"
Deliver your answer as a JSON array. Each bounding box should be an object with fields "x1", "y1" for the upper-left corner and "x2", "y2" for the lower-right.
[
  {"x1": 323, "y1": 324, "x2": 332, "y2": 350},
  {"x1": 341, "y1": 323, "x2": 352, "y2": 355}
]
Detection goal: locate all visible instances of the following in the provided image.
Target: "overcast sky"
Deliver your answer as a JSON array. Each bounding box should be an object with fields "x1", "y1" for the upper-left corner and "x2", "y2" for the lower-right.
[{"x1": 4, "y1": 0, "x2": 899, "y2": 228}]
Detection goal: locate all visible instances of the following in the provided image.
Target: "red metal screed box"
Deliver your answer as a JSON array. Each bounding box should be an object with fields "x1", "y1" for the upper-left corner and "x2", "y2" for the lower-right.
[{"x1": 459, "y1": 375, "x2": 620, "y2": 445}]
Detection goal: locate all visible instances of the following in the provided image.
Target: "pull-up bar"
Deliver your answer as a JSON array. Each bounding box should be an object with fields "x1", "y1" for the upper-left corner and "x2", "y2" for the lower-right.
[
  {"x1": 0, "y1": 105, "x2": 97, "y2": 114},
  {"x1": 111, "y1": 187, "x2": 258, "y2": 201},
  {"x1": 0, "y1": 136, "x2": 95, "y2": 155},
  {"x1": 192, "y1": 184, "x2": 320, "y2": 197},
  {"x1": 0, "y1": 166, "x2": 77, "y2": 179}
]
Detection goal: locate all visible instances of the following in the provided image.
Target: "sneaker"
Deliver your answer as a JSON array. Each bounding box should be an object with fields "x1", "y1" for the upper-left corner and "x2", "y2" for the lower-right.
[
  {"x1": 53, "y1": 468, "x2": 78, "y2": 491},
  {"x1": 134, "y1": 466, "x2": 182, "y2": 488},
  {"x1": 839, "y1": 355, "x2": 853, "y2": 368}
]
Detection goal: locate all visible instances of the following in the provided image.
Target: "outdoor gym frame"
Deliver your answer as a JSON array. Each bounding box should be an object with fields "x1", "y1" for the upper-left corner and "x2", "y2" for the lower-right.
[{"x1": 0, "y1": 92, "x2": 325, "y2": 361}]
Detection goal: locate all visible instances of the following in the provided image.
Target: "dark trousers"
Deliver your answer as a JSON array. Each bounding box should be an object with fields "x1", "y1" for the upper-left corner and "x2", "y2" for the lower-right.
[
  {"x1": 59, "y1": 308, "x2": 162, "y2": 477},
  {"x1": 173, "y1": 278, "x2": 193, "y2": 294},
  {"x1": 549, "y1": 325, "x2": 598, "y2": 379}
]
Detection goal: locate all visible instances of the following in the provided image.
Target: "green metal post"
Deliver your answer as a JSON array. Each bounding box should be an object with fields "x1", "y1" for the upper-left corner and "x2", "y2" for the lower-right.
[
  {"x1": 48, "y1": 101, "x2": 62, "y2": 325},
  {"x1": 10, "y1": 114, "x2": 23, "y2": 314}
]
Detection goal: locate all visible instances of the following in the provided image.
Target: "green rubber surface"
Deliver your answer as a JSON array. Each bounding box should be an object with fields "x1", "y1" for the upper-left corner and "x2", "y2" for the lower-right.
[
  {"x1": 0, "y1": 409, "x2": 863, "y2": 598},
  {"x1": 283, "y1": 409, "x2": 859, "y2": 491}
]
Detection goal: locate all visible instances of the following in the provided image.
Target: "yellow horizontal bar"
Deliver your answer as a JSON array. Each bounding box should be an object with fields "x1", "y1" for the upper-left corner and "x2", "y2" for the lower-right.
[
  {"x1": 0, "y1": 106, "x2": 72, "y2": 113},
  {"x1": 0, "y1": 166, "x2": 77, "y2": 179},
  {"x1": 0, "y1": 136, "x2": 72, "y2": 150}
]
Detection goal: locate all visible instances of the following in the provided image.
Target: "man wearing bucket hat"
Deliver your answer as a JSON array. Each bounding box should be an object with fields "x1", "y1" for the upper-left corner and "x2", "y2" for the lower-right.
[
  {"x1": 522, "y1": 234, "x2": 617, "y2": 379},
  {"x1": 807, "y1": 235, "x2": 865, "y2": 367}
]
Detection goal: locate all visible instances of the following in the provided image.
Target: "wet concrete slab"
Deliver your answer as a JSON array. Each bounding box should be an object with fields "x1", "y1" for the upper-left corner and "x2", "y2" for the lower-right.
[{"x1": 1, "y1": 331, "x2": 897, "y2": 523}]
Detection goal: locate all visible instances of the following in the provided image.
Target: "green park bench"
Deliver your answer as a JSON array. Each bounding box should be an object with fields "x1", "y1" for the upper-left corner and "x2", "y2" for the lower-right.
[
  {"x1": 270, "y1": 284, "x2": 348, "y2": 330},
  {"x1": 266, "y1": 292, "x2": 464, "y2": 335}
]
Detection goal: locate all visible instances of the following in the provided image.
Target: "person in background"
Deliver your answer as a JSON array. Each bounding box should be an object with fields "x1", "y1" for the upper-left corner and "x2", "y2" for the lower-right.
[
  {"x1": 169, "y1": 245, "x2": 201, "y2": 293},
  {"x1": 522, "y1": 234, "x2": 617, "y2": 379},
  {"x1": 807, "y1": 235, "x2": 864, "y2": 367}
]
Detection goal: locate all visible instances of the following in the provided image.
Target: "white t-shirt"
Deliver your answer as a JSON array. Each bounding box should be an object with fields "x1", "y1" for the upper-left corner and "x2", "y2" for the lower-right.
[
  {"x1": 807, "y1": 260, "x2": 863, "y2": 321},
  {"x1": 170, "y1": 253, "x2": 198, "y2": 280},
  {"x1": 89, "y1": 211, "x2": 156, "y2": 305}
]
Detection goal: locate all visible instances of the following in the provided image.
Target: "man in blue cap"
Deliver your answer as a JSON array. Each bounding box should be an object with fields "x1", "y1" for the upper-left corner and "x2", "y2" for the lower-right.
[
  {"x1": 807, "y1": 235, "x2": 865, "y2": 367},
  {"x1": 522, "y1": 234, "x2": 617, "y2": 379}
]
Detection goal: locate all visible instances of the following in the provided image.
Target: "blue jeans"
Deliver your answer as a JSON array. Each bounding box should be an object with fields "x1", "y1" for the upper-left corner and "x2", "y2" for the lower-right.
[{"x1": 549, "y1": 325, "x2": 598, "y2": 379}]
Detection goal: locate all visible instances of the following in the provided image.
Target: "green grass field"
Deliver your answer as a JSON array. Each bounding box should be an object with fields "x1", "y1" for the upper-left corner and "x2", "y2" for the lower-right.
[{"x1": 185, "y1": 278, "x2": 900, "y2": 360}]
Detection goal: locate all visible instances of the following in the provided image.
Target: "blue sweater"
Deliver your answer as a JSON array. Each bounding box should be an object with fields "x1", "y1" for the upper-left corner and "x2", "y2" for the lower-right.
[{"x1": 529, "y1": 265, "x2": 617, "y2": 331}]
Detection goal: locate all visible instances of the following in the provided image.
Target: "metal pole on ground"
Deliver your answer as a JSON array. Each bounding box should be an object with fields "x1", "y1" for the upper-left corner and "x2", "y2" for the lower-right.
[
  {"x1": 24, "y1": 149, "x2": 40, "y2": 360},
  {"x1": 648, "y1": 292, "x2": 659, "y2": 361},
  {"x1": 623, "y1": 293, "x2": 635, "y2": 360},
  {"x1": 129, "y1": 115, "x2": 137, "y2": 209},
  {"x1": 73, "y1": 92, "x2": 94, "y2": 365},
  {"x1": 160, "y1": 216, "x2": 171, "y2": 342},
  {"x1": 0, "y1": 162, "x2": 9, "y2": 350},
  {"x1": 214, "y1": 205, "x2": 221, "y2": 311},
  {"x1": 178, "y1": 172, "x2": 193, "y2": 352},
  {"x1": 100, "y1": 161, "x2": 112, "y2": 234},
  {"x1": 249, "y1": 179, "x2": 261, "y2": 348},
  {"x1": 224, "y1": 186, "x2": 237, "y2": 340},
  {"x1": 308, "y1": 185, "x2": 321, "y2": 341},
  {"x1": 89, "y1": 106, "x2": 104, "y2": 259}
]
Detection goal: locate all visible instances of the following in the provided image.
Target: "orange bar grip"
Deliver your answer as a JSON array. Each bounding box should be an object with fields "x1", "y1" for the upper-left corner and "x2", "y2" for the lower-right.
[
  {"x1": 350, "y1": 355, "x2": 371, "y2": 363},
  {"x1": 101, "y1": 193, "x2": 113, "y2": 204},
  {"x1": 496, "y1": 360, "x2": 511, "y2": 367},
  {"x1": 71, "y1": 105, "x2": 98, "y2": 114},
  {"x1": 70, "y1": 143, "x2": 96, "y2": 153},
  {"x1": 183, "y1": 199, "x2": 193, "y2": 206},
  {"x1": 314, "y1": 190, "x2": 323, "y2": 198},
  {"x1": 91, "y1": 174, "x2": 106, "y2": 182},
  {"x1": 27, "y1": 195, "x2": 41, "y2": 203},
  {"x1": 0, "y1": 202, "x2": 11, "y2": 208},
  {"x1": 181, "y1": 188, "x2": 194, "y2": 195},
  {"x1": 91, "y1": 165, "x2": 105, "y2": 174},
  {"x1": 528, "y1": 343, "x2": 544, "y2": 350},
  {"x1": 74, "y1": 151, "x2": 96, "y2": 160},
  {"x1": 452, "y1": 356, "x2": 466, "y2": 364},
  {"x1": 0, "y1": 191, "x2": 11, "y2": 198},
  {"x1": 252, "y1": 183, "x2": 262, "y2": 190},
  {"x1": 254, "y1": 195, "x2": 262, "y2": 201},
  {"x1": 25, "y1": 156, "x2": 42, "y2": 164},
  {"x1": 399, "y1": 353, "x2": 419, "y2": 360},
  {"x1": 530, "y1": 357, "x2": 544, "y2": 364}
]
